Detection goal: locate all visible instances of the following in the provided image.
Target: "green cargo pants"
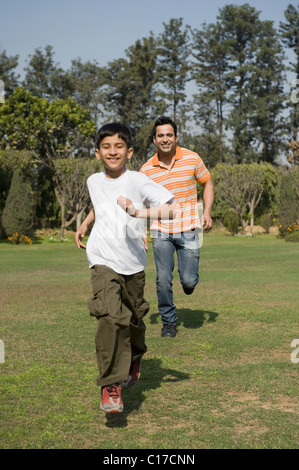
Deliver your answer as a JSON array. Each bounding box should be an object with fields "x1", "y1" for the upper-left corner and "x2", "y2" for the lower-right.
[{"x1": 88, "y1": 265, "x2": 149, "y2": 387}]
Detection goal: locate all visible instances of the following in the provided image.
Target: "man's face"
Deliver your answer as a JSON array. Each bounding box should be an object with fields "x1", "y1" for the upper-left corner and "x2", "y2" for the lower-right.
[
  {"x1": 95, "y1": 134, "x2": 133, "y2": 178},
  {"x1": 153, "y1": 124, "x2": 178, "y2": 157}
]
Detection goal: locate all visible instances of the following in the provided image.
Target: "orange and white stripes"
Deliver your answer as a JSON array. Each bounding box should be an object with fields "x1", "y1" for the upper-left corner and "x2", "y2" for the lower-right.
[{"x1": 140, "y1": 146, "x2": 211, "y2": 233}]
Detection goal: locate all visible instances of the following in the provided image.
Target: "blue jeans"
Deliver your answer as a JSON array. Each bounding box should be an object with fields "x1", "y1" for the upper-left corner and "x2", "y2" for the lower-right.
[{"x1": 152, "y1": 230, "x2": 200, "y2": 325}]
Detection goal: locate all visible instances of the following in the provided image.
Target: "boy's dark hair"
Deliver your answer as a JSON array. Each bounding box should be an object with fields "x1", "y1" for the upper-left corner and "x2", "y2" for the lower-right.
[
  {"x1": 152, "y1": 116, "x2": 177, "y2": 138},
  {"x1": 96, "y1": 123, "x2": 132, "y2": 149}
]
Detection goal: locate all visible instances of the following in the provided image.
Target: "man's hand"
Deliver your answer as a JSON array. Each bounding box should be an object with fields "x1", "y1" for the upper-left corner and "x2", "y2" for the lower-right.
[
  {"x1": 144, "y1": 236, "x2": 148, "y2": 253},
  {"x1": 202, "y1": 211, "x2": 213, "y2": 231}
]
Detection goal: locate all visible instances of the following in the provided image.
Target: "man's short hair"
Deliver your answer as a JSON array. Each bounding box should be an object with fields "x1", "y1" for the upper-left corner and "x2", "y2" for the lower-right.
[
  {"x1": 152, "y1": 116, "x2": 177, "y2": 138},
  {"x1": 96, "y1": 123, "x2": 132, "y2": 149}
]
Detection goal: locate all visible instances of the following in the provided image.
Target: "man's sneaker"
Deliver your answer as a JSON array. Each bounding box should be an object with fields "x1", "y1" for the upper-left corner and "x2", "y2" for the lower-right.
[
  {"x1": 100, "y1": 383, "x2": 123, "y2": 413},
  {"x1": 120, "y1": 358, "x2": 141, "y2": 388},
  {"x1": 161, "y1": 324, "x2": 177, "y2": 337},
  {"x1": 183, "y1": 286, "x2": 195, "y2": 295}
]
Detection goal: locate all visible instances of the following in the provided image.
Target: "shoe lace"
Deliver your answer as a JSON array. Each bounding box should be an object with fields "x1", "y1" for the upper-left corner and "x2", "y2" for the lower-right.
[{"x1": 106, "y1": 384, "x2": 120, "y2": 399}]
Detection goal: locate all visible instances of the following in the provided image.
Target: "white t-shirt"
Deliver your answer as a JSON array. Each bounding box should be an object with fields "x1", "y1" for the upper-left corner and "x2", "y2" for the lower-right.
[{"x1": 86, "y1": 169, "x2": 174, "y2": 274}]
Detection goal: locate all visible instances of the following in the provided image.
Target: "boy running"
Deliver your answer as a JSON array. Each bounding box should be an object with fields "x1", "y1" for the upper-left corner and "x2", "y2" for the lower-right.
[{"x1": 75, "y1": 123, "x2": 174, "y2": 413}]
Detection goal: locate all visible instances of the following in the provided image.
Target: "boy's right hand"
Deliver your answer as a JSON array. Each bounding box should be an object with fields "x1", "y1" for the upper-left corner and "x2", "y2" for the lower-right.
[
  {"x1": 75, "y1": 227, "x2": 87, "y2": 249},
  {"x1": 117, "y1": 196, "x2": 137, "y2": 217}
]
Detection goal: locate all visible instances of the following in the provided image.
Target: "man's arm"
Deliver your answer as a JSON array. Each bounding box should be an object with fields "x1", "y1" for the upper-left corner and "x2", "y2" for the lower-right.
[
  {"x1": 202, "y1": 178, "x2": 214, "y2": 230},
  {"x1": 117, "y1": 196, "x2": 176, "y2": 220},
  {"x1": 74, "y1": 208, "x2": 95, "y2": 249}
]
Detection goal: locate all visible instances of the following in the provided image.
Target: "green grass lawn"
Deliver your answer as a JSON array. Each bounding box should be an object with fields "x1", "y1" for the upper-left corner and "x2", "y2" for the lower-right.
[{"x1": 0, "y1": 231, "x2": 298, "y2": 449}]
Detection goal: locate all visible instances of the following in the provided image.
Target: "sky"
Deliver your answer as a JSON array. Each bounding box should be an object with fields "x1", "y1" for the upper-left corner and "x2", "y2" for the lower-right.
[{"x1": 0, "y1": 0, "x2": 296, "y2": 78}]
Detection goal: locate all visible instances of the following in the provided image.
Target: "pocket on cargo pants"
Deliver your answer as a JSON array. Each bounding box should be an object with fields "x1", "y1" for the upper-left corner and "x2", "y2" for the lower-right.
[{"x1": 88, "y1": 279, "x2": 108, "y2": 318}]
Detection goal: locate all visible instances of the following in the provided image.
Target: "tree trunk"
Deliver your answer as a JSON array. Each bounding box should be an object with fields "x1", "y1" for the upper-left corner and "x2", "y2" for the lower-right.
[{"x1": 76, "y1": 209, "x2": 84, "y2": 231}]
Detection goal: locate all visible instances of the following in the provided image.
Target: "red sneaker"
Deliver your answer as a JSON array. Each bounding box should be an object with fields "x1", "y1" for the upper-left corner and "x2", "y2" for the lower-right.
[
  {"x1": 100, "y1": 383, "x2": 123, "y2": 413},
  {"x1": 121, "y1": 359, "x2": 141, "y2": 388}
]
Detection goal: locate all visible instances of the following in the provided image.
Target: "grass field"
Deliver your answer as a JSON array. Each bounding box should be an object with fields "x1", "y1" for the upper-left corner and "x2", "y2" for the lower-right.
[{"x1": 0, "y1": 231, "x2": 298, "y2": 449}]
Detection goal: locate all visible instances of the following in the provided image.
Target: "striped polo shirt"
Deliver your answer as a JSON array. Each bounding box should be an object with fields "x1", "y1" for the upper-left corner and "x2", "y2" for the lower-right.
[{"x1": 140, "y1": 146, "x2": 211, "y2": 234}]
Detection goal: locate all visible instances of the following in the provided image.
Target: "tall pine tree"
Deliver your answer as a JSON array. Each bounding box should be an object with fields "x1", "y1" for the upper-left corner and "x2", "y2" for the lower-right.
[
  {"x1": 157, "y1": 18, "x2": 191, "y2": 127},
  {"x1": 192, "y1": 21, "x2": 230, "y2": 164},
  {"x1": 2, "y1": 168, "x2": 34, "y2": 239},
  {"x1": 280, "y1": 4, "x2": 299, "y2": 140}
]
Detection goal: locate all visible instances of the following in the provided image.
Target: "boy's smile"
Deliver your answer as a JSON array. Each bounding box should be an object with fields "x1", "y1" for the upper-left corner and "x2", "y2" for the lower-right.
[{"x1": 95, "y1": 134, "x2": 133, "y2": 179}]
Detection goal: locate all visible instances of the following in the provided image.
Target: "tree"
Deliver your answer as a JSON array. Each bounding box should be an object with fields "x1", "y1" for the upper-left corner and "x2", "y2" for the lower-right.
[
  {"x1": 212, "y1": 163, "x2": 266, "y2": 233},
  {"x1": 250, "y1": 20, "x2": 287, "y2": 163},
  {"x1": 0, "y1": 149, "x2": 35, "y2": 209},
  {"x1": 0, "y1": 87, "x2": 48, "y2": 150},
  {"x1": 256, "y1": 164, "x2": 281, "y2": 222},
  {"x1": 280, "y1": 4, "x2": 299, "y2": 140},
  {"x1": 279, "y1": 171, "x2": 298, "y2": 236},
  {"x1": 37, "y1": 97, "x2": 96, "y2": 237},
  {"x1": 0, "y1": 88, "x2": 96, "y2": 235},
  {"x1": 217, "y1": 4, "x2": 261, "y2": 162},
  {"x1": 68, "y1": 58, "x2": 105, "y2": 124},
  {"x1": 53, "y1": 158, "x2": 100, "y2": 238},
  {"x1": 103, "y1": 34, "x2": 165, "y2": 168},
  {"x1": 280, "y1": 4, "x2": 299, "y2": 77},
  {"x1": 287, "y1": 140, "x2": 299, "y2": 165},
  {"x1": 23, "y1": 45, "x2": 74, "y2": 100},
  {"x1": 192, "y1": 21, "x2": 230, "y2": 164},
  {"x1": 2, "y1": 168, "x2": 34, "y2": 239},
  {"x1": 0, "y1": 50, "x2": 20, "y2": 97},
  {"x1": 157, "y1": 18, "x2": 191, "y2": 126}
]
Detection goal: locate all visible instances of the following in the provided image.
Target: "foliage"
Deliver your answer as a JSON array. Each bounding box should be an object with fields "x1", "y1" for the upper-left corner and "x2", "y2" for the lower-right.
[
  {"x1": 212, "y1": 163, "x2": 267, "y2": 232},
  {"x1": 281, "y1": 222, "x2": 299, "y2": 242},
  {"x1": 0, "y1": 149, "x2": 36, "y2": 213},
  {"x1": 2, "y1": 169, "x2": 34, "y2": 238},
  {"x1": 52, "y1": 157, "x2": 101, "y2": 238},
  {"x1": 0, "y1": 4, "x2": 298, "y2": 231},
  {"x1": 278, "y1": 172, "x2": 298, "y2": 237},
  {"x1": 157, "y1": 18, "x2": 191, "y2": 123},
  {"x1": 260, "y1": 213, "x2": 272, "y2": 234},
  {"x1": 0, "y1": 50, "x2": 20, "y2": 96},
  {"x1": 0, "y1": 87, "x2": 48, "y2": 150},
  {"x1": 8, "y1": 232, "x2": 33, "y2": 245},
  {"x1": 280, "y1": 4, "x2": 299, "y2": 140},
  {"x1": 223, "y1": 208, "x2": 240, "y2": 235},
  {"x1": 191, "y1": 21, "x2": 230, "y2": 164},
  {"x1": 103, "y1": 34, "x2": 165, "y2": 168},
  {"x1": 23, "y1": 45, "x2": 74, "y2": 100},
  {"x1": 0, "y1": 87, "x2": 95, "y2": 156},
  {"x1": 285, "y1": 230, "x2": 299, "y2": 242}
]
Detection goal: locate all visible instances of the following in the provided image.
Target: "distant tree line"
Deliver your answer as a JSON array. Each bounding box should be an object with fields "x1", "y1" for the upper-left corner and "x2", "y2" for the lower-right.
[{"x1": 0, "y1": 3, "x2": 299, "y2": 240}]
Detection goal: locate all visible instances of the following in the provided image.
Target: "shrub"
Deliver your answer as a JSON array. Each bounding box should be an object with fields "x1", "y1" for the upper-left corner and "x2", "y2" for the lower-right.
[
  {"x1": 284, "y1": 222, "x2": 299, "y2": 242},
  {"x1": 223, "y1": 208, "x2": 240, "y2": 235},
  {"x1": 8, "y1": 233, "x2": 33, "y2": 245},
  {"x1": 260, "y1": 213, "x2": 272, "y2": 234},
  {"x1": 285, "y1": 231, "x2": 299, "y2": 242},
  {"x1": 2, "y1": 169, "x2": 34, "y2": 238},
  {"x1": 279, "y1": 173, "x2": 298, "y2": 237}
]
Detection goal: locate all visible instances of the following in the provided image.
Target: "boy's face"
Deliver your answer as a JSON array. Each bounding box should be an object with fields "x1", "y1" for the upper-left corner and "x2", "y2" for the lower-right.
[
  {"x1": 153, "y1": 124, "x2": 178, "y2": 157},
  {"x1": 95, "y1": 134, "x2": 133, "y2": 178}
]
